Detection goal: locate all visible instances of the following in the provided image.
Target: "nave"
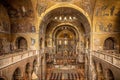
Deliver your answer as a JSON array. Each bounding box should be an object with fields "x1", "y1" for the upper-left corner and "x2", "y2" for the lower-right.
[
  {"x1": 46, "y1": 63, "x2": 84, "y2": 80},
  {"x1": 0, "y1": 0, "x2": 120, "y2": 80}
]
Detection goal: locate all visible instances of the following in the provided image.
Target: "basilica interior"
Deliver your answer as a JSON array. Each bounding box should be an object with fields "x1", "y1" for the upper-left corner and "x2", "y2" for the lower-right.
[{"x1": 0, "y1": 0, "x2": 120, "y2": 80}]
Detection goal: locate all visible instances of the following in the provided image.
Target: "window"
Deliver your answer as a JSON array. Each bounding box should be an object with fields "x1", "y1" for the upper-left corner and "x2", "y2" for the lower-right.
[{"x1": 104, "y1": 37, "x2": 115, "y2": 50}]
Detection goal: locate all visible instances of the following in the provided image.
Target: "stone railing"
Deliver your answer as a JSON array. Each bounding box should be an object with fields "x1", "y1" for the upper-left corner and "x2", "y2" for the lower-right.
[
  {"x1": 0, "y1": 50, "x2": 37, "y2": 69},
  {"x1": 93, "y1": 50, "x2": 120, "y2": 68}
]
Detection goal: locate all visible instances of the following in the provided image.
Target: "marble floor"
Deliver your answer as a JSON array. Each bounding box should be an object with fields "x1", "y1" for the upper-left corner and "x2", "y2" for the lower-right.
[{"x1": 46, "y1": 65, "x2": 84, "y2": 80}]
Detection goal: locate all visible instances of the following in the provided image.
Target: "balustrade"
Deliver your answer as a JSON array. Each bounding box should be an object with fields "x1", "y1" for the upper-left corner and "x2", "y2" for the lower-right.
[
  {"x1": 93, "y1": 50, "x2": 120, "y2": 68},
  {"x1": 0, "y1": 50, "x2": 37, "y2": 69}
]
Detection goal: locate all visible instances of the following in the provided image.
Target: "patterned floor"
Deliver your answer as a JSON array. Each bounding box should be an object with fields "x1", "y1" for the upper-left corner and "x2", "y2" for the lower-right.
[{"x1": 47, "y1": 69, "x2": 84, "y2": 80}]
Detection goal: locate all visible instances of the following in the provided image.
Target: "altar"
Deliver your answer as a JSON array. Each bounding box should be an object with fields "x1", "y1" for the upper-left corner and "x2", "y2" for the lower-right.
[{"x1": 54, "y1": 65, "x2": 76, "y2": 70}]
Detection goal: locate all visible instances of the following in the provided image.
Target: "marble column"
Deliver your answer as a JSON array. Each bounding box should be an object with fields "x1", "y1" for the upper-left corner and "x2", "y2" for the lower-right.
[
  {"x1": 42, "y1": 54, "x2": 46, "y2": 80},
  {"x1": 39, "y1": 57, "x2": 42, "y2": 80},
  {"x1": 85, "y1": 54, "x2": 89, "y2": 80},
  {"x1": 28, "y1": 70, "x2": 32, "y2": 80}
]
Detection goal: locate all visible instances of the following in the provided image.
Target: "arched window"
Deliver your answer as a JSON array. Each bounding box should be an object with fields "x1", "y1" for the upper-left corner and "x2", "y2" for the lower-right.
[
  {"x1": 12, "y1": 68, "x2": 22, "y2": 80},
  {"x1": 106, "y1": 69, "x2": 114, "y2": 80},
  {"x1": 104, "y1": 37, "x2": 115, "y2": 50},
  {"x1": 16, "y1": 37, "x2": 27, "y2": 50}
]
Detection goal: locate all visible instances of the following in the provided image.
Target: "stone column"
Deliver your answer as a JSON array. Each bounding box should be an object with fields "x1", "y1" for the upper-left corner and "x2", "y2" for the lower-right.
[
  {"x1": 85, "y1": 55, "x2": 89, "y2": 80},
  {"x1": 42, "y1": 54, "x2": 46, "y2": 80},
  {"x1": 36, "y1": 50, "x2": 41, "y2": 80},
  {"x1": 90, "y1": 62, "x2": 97, "y2": 80},
  {"x1": 39, "y1": 57, "x2": 42, "y2": 80},
  {"x1": 28, "y1": 70, "x2": 32, "y2": 80},
  {"x1": 89, "y1": 51, "x2": 93, "y2": 80}
]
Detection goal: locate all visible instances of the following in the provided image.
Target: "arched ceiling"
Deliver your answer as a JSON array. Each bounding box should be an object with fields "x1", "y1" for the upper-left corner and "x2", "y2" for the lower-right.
[
  {"x1": 40, "y1": 7, "x2": 90, "y2": 35},
  {"x1": 0, "y1": 0, "x2": 96, "y2": 34},
  {"x1": 56, "y1": 29, "x2": 75, "y2": 39},
  {"x1": 1, "y1": 0, "x2": 120, "y2": 34},
  {"x1": 53, "y1": 25, "x2": 77, "y2": 39},
  {"x1": 0, "y1": 0, "x2": 120, "y2": 51},
  {"x1": 37, "y1": 0, "x2": 96, "y2": 18}
]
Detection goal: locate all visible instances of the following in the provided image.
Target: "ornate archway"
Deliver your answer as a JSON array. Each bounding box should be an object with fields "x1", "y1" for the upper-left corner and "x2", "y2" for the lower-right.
[
  {"x1": 15, "y1": 37, "x2": 28, "y2": 50},
  {"x1": 38, "y1": 3, "x2": 91, "y2": 80},
  {"x1": 106, "y1": 69, "x2": 114, "y2": 80},
  {"x1": 104, "y1": 37, "x2": 116, "y2": 50},
  {"x1": 12, "y1": 68, "x2": 22, "y2": 80}
]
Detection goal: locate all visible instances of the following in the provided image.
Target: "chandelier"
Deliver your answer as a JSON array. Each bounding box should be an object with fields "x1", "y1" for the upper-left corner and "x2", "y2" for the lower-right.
[
  {"x1": 53, "y1": 0, "x2": 72, "y2": 2},
  {"x1": 54, "y1": 16, "x2": 77, "y2": 21}
]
